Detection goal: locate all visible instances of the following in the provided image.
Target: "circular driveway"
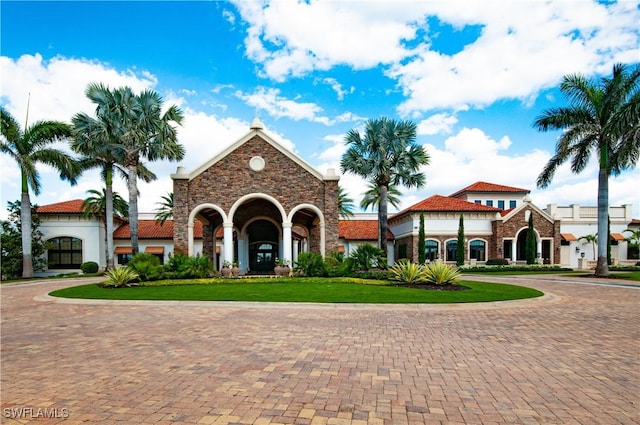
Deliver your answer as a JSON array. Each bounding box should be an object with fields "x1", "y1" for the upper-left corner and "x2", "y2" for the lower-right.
[{"x1": 1, "y1": 275, "x2": 638, "y2": 424}]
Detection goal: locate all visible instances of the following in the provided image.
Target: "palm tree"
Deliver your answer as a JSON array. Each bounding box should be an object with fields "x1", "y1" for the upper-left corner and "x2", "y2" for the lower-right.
[
  {"x1": 154, "y1": 192, "x2": 174, "y2": 225},
  {"x1": 624, "y1": 228, "x2": 640, "y2": 260},
  {"x1": 341, "y1": 117, "x2": 430, "y2": 257},
  {"x1": 72, "y1": 87, "x2": 155, "y2": 269},
  {"x1": 82, "y1": 188, "x2": 128, "y2": 270},
  {"x1": 535, "y1": 64, "x2": 639, "y2": 277},
  {"x1": 579, "y1": 234, "x2": 598, "y2": 260},
  {"x1": 77, "y1": 83, "x2": 185, "y2": 254},
  {"x1": 359, "y1": 182, "x2": 403, "y2": 211},
  {"x1": 0, "y1": 106, "x2": 79, "y2": 278}
]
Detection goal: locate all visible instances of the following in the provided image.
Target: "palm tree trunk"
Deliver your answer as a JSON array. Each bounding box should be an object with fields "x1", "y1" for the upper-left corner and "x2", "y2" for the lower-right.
[
  {"x1": 595, "y1": 163, "x2": 609, "y2": 277},
  {"x1": 127, "y1": 160, "x2": 140, "y2": 255},
  {"x1": 105, "y1": 167, "x2": 115, "y2": 270},
  {"x1": 379, "y1": 184, "x2": 389, "y2": 260},
  {"x1": 20, "y1": 173, "x2": 33, "y2": 278}
]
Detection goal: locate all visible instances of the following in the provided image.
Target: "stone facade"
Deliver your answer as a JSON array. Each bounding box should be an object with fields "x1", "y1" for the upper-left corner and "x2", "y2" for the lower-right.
[{"x1": 172, "y1": 120, "x2": 339, "y2": 273}]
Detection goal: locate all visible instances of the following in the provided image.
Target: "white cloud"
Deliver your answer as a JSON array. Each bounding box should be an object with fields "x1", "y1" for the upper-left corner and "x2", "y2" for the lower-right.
[
  {"x1": 231, "y1": 1, "x2": 638, "y2": 116},
  {"x1": 417, "y1": 113, "x2": 458, "y2": 135},
  {"x1": 231, "y1": 0, "x2": 421, "y2": 81},
  {"x1": 321, "y1": 77, "x2": 354, "y2": 101},
  {"x1": 392, "y1": 1, "x2": 639, "y2": 114},
  {"x1": 235, "y1": 87, "x2": 361, "y2": 126}
]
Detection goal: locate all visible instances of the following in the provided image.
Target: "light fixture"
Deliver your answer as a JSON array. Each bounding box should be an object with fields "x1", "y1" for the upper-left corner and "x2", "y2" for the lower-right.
[{"x1": 575, "y1": 246, "x2": 580, "y2": 253}]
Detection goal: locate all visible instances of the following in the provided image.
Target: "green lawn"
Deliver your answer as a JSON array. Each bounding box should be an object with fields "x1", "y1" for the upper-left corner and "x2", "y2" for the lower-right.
[{"x1": 50, "y1": 277, "x2": 543, "y2": 304}]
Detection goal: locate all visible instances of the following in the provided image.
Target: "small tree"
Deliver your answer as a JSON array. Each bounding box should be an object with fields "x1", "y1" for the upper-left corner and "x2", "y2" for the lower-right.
[
  {"x1": 456, "y1": 214, "x2": 465, "y2": 266},
  {"x1": 418, "y1": 213, "x2": 426, "y2": 264},
  {"x1": 579, "y1": 234, "x2": 597, "y2": 259},
  {"x1": 0, "y1": 201, "x2": 48, "y2": 279},
  {"x1": 525, "y1": 214, "x2": 536, "y2": 265}
]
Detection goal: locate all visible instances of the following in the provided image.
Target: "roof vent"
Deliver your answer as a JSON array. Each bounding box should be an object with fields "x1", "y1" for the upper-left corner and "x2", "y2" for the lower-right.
[{"x1": 250, "y1": 116, "x2": 264, "y2": 130}]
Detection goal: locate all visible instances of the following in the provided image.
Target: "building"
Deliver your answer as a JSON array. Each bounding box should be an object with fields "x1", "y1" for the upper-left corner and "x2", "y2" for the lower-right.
[{"x1": 32, "y1": 120, "x2": 636, "y2": 275}]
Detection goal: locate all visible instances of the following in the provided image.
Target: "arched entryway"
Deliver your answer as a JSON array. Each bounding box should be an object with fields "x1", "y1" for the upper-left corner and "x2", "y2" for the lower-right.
[
  {"x1": 247, "y1": 220, "x2": 279, "y2": 273},
  {"x1": 516, "y1": 228, "x2": 539, "y2": 261}
]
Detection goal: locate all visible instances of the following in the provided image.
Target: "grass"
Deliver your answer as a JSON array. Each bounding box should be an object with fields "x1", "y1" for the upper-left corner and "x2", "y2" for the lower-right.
[{"x1": 49, "y1": 277, "x2": 543, "y2": 304}]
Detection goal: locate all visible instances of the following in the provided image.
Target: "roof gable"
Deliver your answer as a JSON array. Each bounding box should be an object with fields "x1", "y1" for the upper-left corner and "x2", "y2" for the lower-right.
[
  {"x1": 450, "y1": 181, "x2": 530, "y2": 198},
  {"x1": 185, "y1": 118, "x2": 325, "y2": 182},
  {"x1": 500, "y1": 200, "x2": 554, "y2": 224}
]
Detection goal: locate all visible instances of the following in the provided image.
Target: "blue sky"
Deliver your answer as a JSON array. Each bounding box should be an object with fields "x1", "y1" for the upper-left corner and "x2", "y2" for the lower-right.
[{"x1": 1, "y1": 0, "x2": 639, "y2": 220}]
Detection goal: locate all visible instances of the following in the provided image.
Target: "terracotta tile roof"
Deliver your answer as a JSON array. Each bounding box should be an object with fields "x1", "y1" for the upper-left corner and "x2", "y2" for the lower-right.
[
  {"x1": 393, "y1": 195, "x2": 500, "y2": 220},
  {"x1": 36, "y1": 199, "x2": 85, "y2": 214},
  {"x1": 114, "y1": 220, "x2": 203, "y2": 239},
  {"x1": 339, "y1": 220, "x2": 393, "y2": 240},
  {"x1": 450, "y1": 181, "x2": 530, "y2": 198},
  {"x1": 610, "y1": 233, "x2": 626, "y2": 242},
  {"x1": 561, "y1": 233, "x2": 578, "y2": 242}
]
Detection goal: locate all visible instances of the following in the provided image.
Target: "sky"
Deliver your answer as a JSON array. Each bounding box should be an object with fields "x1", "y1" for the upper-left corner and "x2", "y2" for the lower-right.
[{"x1": 1, "y1": 0, "x2": 639, "y2": 221}]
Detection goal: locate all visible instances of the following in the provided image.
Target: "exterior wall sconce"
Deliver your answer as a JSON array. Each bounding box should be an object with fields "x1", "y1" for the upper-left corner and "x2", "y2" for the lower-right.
[
  {"x1": 581, "y1": 252, "x2": 585, "y2": 258},
  {"x1": 575, "y1": 246, "x2": 580, "y2": 253}
]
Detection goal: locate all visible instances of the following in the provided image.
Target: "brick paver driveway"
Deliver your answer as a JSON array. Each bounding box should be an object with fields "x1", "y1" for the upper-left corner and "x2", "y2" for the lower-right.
[{"x1": 1, "y1": 276, "x2": 638, "y2": 425}]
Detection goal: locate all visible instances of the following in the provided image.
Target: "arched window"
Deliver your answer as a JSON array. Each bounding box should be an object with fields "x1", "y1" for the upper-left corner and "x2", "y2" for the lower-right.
[
  {"x1": 425, "y1": 240, "x2": 439, "y2": 261},
  {"x1": 445, "y1": 240, "x2": 457, "y2": 262},
  {"x1": 470, "y1": 240, "x2": 486, "y2": 261},
  {"x1": 48, "y1": 237, "x2": 82, "y2": 269}
]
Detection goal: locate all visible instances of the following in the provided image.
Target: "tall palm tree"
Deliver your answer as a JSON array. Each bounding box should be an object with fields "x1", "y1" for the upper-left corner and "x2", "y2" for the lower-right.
[
  {"x1": 78, "y1": 83, "x2": 185, "y2": 254},
  {"x1": 0, "y1": 106, "x2": 79, "y2": 278},
  {"x1": 359, "y1": 182, "x2": 402, "y2": 212},
  {"x1": 535, "y1": 64, "x2": 639, "y2": 277},
  {"x1": 71, "y1": 95, "x2": 155, "y2": 269},
  {"x1": 154, "y1": 192, "x2": 174, "y2": 225},
  {"x1": 341, "y1": 117, "x2": 430, "y2": 257}
]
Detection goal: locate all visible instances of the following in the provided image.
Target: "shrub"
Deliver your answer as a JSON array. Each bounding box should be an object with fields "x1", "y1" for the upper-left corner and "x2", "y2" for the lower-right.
[
  {"x1": 294, "y1": 252, "x2": 327, "y2": 277},
  {"x1": 486, "y1": 258, "x2": 509, "y2": 266},
  {"x1": 164, "y1": 253, "x2": 212, "y2": 279},
  {"x1": 325, "y1": 251, "x2": 353, "y2": 277},
  {"x1": 389, "y1": 259, "x2": 425, "y2": 284},
  {"x1": 350, "y1": 243, "x2": 386, "y2": 271},
  {"x1": 128, "y1": 253, "x2": 163, "y2": 281},
  {"x1": 100, "y1": 267, "x2": 139, "y2": 288},
  {"x1": 184, "y1": 254, "x2": 213, "y2": 278},
  {"x1": 423, "y1": 262, "x2": 461, "y2": 285},
  {"x1": 80, "y1": 261, "x2": 99, "y2": 274}
]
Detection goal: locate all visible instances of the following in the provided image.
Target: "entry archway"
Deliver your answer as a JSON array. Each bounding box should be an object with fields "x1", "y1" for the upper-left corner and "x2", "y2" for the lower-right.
[{"x1": 246, "y1": 219, "x2": 280, "y2": 273}]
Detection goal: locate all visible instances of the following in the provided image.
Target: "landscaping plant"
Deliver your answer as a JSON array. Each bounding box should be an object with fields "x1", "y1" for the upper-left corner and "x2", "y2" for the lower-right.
[
  {"x1": 423, "y1": 262, "x2": 461, "y2": 285},
  {"x1": 389, "y1": 259, "x2": 425, "y2": 284},
  {"x1": 101, "y1": 267, "x2": 139, "y2": 287}
]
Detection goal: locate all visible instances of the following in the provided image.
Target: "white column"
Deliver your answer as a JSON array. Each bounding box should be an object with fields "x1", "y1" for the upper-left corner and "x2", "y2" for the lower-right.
[
  {"x1": 223, "y1": 222, "x2": 234, "y2": 264},
  {"x1": 187, "y1": 222, "x2": 194, "y2": 256},
  {"x1": 320, "y1": 222, "x2": 326, "y2": 257},
  {"x1": 511, "y1": 240, "x2": 517, "y2": 262},
  {"x1": 283, "y1": 222, "x2": 292, "y2": 265}
]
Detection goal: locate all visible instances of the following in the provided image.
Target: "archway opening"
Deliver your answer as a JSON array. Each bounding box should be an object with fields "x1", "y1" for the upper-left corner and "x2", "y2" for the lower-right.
[{"x1": 247, "y1": 220, "x2": 279, "y2": 273}]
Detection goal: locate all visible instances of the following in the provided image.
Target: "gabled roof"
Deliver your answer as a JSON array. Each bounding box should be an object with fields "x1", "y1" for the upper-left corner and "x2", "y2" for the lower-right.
[
  {"x1": 339, "y1": 220, "x2": 393, "y2": 241},
  {"x1": 36, "y1": 199, "x2": 85, "y2": 214},
  {"x1": 114, "y1": 220, "x2": 203, "y2": 239},
  {"x1": 392, "y1": 195, "x2": 500, "y2": 220},
  {"x1": 450, "y1": 181, "x2": 530, "y2": 198},
  {"x1": 182, "y1": 118, "x2": 330, "y2": 182}
]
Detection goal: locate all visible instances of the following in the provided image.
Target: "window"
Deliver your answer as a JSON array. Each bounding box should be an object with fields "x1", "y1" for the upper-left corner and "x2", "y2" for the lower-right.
[
  {"x1": 498, "y1": 200, "x2": 505, "y2": 210},
  {"x1": 425, "y1": 240, "x2": 439, "y2": 261},
  {"x1": 48, "y1": 237, "x2": 82, "y2": 269},
  {"x1": 470, "y1": 240, "x2": 486, "y2": 261},
  {"x1": 117, "y1": 254, "x2": 133, "y2": 265},
  {"x1": 509, "y1": 200, "x2": 517, "y2": 208},
  {"x1": 445, "y1": 240, "x2": 457, "y2": 261},
  {"x1": 474, "y1": 200, "x2": 481, "y2": 205},
  {"x1": 486, "y1": 200, "x2": 493, "y2": 207},
  {"x1": 398, "y1": 244, "x2": 408, "y2": 259}
]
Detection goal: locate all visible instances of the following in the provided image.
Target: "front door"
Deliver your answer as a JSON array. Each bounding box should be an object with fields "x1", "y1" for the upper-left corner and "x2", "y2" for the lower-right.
[
  {"x1": 249, "y1": 242, "x2": 278, "y2": 273},
  {"x1": 247, "y1": 220, "x2": 279, "y2": 273}
]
